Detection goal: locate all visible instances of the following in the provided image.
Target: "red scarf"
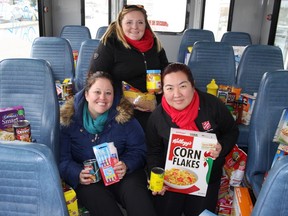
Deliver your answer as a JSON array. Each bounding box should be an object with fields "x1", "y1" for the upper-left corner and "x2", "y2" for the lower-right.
[
  {"x1": 162, "y1": 91, "x2": 200, "y2": 131},
  {"x1": 124, "y1": 29, "x2": 154, "y2": 52}
]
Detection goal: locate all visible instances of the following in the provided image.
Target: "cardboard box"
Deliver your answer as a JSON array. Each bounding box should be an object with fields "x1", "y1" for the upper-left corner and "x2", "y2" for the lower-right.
[
  {"x1": 240, "y1": 93, "x2": 256, "y2": 125},
  {"x1": 0, "y1": 106, "x2": 25, "y2": 141},
  {"x1": 273, "y1": 108, "x2": 288, "y2": 145},
  {"x1": 64, "y1": 188, "x2": 79, "y2": 216},
  {"x1": 232, "y1": 187, "x2": 253, "y2": 216},
  {"x1": 164, "y1": 128, "x2": 217, "y2": 197}
]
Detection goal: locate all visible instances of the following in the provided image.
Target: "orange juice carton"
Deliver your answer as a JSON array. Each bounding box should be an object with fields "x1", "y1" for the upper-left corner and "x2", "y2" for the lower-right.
[
  {"x1": 64, "y1": 188, "x2": 79, "y2": 216},
  {"x1": 273, "y1": 108, "x2": 288, "y2": 145},
  {"x1": 93, "y1": 142, "x2": 120, "y2": 186},
  {"x1": 232, "y1": 187, "x2": 254, "y2": 216},
  {"x1": 240, "y1": 93, "x2": 256, "y2": 125},
  {"x1": 164, "y1": 128, "x2": 217, "y2": 197},
  {"x1": 0, "y1": 106, "x2": 25, "y2": 141}
]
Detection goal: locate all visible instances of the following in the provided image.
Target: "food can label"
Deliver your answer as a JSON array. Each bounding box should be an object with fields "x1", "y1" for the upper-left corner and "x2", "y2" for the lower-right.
[
  {"x1": 149, "y1": 167, "x2": 164, "y2": 192},
  {"x1": 13, "y1": 120, "x2": 32, "y2": 142}
]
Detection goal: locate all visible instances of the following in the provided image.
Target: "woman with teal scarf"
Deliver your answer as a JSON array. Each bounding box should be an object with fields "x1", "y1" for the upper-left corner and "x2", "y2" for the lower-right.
[{"x1": 59, "y1": 71, "x2": 157, "y2": 216}]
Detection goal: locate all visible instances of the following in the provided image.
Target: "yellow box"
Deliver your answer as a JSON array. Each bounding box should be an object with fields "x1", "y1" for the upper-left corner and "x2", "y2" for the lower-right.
[{"x1": 64, "y1": 189, "x2": 79, "y2": 216}]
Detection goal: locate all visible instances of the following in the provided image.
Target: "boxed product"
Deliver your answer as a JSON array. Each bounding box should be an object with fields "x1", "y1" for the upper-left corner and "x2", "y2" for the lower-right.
[
  {"x1": 93, "y1": 142, "x2": 120, "y2": 186},
  {"x1": 0, "y1": 106, "x2": 25, "y2": 141},
  {"x1": 273, "y1": 108, "x2": 288, "y2": 145},
  {"x1": 240, "y1": 93, "x2": 256, "y2": 125},
  {"x1": 164, "y1": 128, "x2": 217, "y2": 197},
  {"x1": 64, "y1": 188, "x2": 79, "y2": 216},
  {"x1": 232, "y1": 187, "x2": 253, "y2": 216}
]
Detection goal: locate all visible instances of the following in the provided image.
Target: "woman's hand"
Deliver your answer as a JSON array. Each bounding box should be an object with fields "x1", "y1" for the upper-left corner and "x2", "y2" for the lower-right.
[
  {"x1": 151, "y1": 185, "x2": 168, "y2": 196},
  {"x1": 79, "y1": 169, "x2": 93, "y2": 185},
  {"x1": 209, "y1": 142, "x2": 222, "y2": 159},
  {"x1": 114, "y1": 161, "x2": 127, "y2": 179}
]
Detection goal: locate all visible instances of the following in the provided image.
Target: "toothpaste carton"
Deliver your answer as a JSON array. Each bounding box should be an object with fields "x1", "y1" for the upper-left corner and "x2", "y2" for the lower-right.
[{"x1": 93, "y1": 142, "x2": 120, "y2": 186}]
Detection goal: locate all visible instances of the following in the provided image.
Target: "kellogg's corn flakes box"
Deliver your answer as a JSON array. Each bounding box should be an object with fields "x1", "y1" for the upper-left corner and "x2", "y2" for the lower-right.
[{"x1": 164, "y1": 128, "x2": 217, "y2": 197}]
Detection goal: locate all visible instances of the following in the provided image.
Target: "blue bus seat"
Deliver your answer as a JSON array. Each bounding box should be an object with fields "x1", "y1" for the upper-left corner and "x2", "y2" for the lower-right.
[
  {"x1": 0, "y1": 141, "x2": 68, "y2": 216},
  {"x1": 235, "y1": 45, "x2": 284, "y2": 148},
  {"x1": 252, "y1": 155, "x2": 288, "y2": 216},
  {"x1": 0, "y1": 58, "x2": 60, "y2": 163},
  {"x1": 220, "y1": 31, "x2": 252, "y2": 46},
  {"x1": 31, "y1": 37, "x2": 75, "y2": 83},
  {"x1": 177, "y1": 28, "x2": 215, "y2": 64},
  {"x1": 60, "y1": 25, "x2": 91, "y2": 52},
  {"x1": 74, "y1": 39, "x2": 100, "y2": 92},
  {"x1": 95, "y1": 26, "x2": 108, "y2": 39},
  {"x1": 245, "y1": 70, "x2": 288, "y2": 198},
  {"x1": 188, "y1": 41, "x2": 236, "y2": 92}
]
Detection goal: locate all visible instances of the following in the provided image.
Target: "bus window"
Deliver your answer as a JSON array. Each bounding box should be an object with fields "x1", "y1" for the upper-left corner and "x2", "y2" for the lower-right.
[
  {"x1": 0, "y1": 0, "x2": 39, "y2": 61},
  {"x1": 274, "y1": 0, "x2": 288, "y2": 69},
  {"x1": 126, "y1": 0, "x2": 187, "y2": 33},
  {"x1": 84, "y1": 0, "x2": 109, "y2": 38},
  {"x1": 203, "y1": 0, "x2": 231, "y2": 41}
]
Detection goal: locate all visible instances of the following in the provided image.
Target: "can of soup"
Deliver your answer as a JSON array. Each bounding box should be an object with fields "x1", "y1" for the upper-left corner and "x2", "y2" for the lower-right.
[
  {"x1": 83, "y1": 159, "x2": 101, "y2": 183},
  {"x1": 13, "y1": 120, "x2": 32, "y2": 142},
  {"x1": 149, "y1": 167, "x2": 165, "y2": 192}
]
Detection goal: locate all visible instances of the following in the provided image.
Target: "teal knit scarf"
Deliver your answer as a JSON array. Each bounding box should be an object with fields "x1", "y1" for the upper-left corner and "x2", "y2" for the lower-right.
[{"x1": 83, "y1": 102, "x2": 108, "y2": 134}]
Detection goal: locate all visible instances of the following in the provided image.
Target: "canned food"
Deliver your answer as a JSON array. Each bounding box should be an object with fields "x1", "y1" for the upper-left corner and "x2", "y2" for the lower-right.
[
  {"x1": 83, "y1": 159, "x2": 101, "y2": 183},
  {"x1": 13, "y1": 120, "x2": 32, "y2": 142}
]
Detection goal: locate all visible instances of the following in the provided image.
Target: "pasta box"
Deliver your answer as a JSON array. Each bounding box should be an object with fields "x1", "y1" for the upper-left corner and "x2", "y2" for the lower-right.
[
  {"x1": 164, "y1": 128, "x2": 217, "y2": 197},
  {"x1": 0, "y1": 106, "x2": 25, "y2": 141}
]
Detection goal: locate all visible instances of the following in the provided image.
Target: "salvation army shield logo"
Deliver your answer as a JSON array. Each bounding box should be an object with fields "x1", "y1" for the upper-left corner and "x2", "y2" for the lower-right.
[{"x1": 202, "y1": 121, "x2": 211, "y2": 131}]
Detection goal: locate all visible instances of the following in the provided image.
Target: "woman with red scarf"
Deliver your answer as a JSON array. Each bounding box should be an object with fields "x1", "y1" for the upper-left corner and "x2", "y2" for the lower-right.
[
  {"x1": 88, "y1": 5, "x2": 169, "y2": 131},
  {"x1": 146, "y1": 63, "x2": 239, "y2": 216}
]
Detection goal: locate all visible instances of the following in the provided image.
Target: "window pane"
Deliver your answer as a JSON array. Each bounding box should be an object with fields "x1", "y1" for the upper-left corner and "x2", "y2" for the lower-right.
[
  {"x1": 0, "y1": 0, "x2": 39, "y2": 61},
  {"x1": 203, "y1": 0, "x2": 230, "y2": 41},
  {"x1": 274, "y1": 0, "x2": 288, "y2": 69},
  {"x1": 127, "y1": 0, "x2": 187, "y2": 33},
  {"x1": 85, "y1": 0, "x2": 109, "y2": 38}
]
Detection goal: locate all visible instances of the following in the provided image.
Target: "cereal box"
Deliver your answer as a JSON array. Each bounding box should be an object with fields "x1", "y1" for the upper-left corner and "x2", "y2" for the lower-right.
[
  {"x1": 273, "y1": 108, "x2": 288, "y2": 145},
  {"x1": 0, "y1": 106, "x2": 25, "y2": 141},
  {"x1": 240, "y1": 93, "x2": 256, "y2": 125},
  {"x1": 164, "y1": 128, "x2": 217, "y2": 197}
]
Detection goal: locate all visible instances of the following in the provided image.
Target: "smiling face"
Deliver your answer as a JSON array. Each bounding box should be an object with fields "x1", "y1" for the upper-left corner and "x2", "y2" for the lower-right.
[
  {"x1": 121, "y1": 10, "x2": 146, "y2": 40},
  {"x1": 85, "y1": 77, "x2": 114, "y2": 119},
  {"x1": 163, "y1": 71, "x2": 195, "y2": 111}
]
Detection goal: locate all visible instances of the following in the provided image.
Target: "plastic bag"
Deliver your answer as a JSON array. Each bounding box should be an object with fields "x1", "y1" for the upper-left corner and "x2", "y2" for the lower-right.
[{"x1": 122, "y1": 81, "x2": 157, "y2": 112}]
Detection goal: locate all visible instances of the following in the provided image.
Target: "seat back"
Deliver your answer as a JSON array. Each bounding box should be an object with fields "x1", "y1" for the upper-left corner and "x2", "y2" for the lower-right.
[
  {"x1": 245, "y1": 70, "x2": 288, "y2": 198},
  {"x1": 252, "y1": 155, "x2": 288, "y2": 216},
  {"x1": 96, "y1": 26, "x2": 108, "y2": 39},
  {"x1": 177, "y1": 28, "x2": 215, "y2": 63},
  {"x1": 220, "y1": 31, "x2": 252, "y2": 46},
  {"x1": 236, "y1": 45, "x2": 284, "y2": 95},
  {"x1": 74, "y1": 39, "x2": 100, "y2": 92},
  {"x1": 60, "y1": 25, "x2": 91, "y2": 52},
  {"x1": 188, "y1": 41, "x2": 235, "y2": 92},
  {"x1": 31, "y1": 37, "x2": 75, "y2": 83},
  {"x1": 0, "y1": 58, "x2": 60, "y2": 163},
  {"x1": 0, "y1": 141, "x2": 68, "y2": 216}
]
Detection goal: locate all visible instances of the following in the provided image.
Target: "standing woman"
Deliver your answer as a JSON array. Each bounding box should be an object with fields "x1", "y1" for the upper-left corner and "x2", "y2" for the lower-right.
[
  {"x1": 146, "y1": 63, "x2": 239, "y2": 216},
  {"x1": 59, "y1": 71, "x2": 157, "y2": 216},
  {"x1": 88, "y1": 5, "x2": 169, "y2": 130}
]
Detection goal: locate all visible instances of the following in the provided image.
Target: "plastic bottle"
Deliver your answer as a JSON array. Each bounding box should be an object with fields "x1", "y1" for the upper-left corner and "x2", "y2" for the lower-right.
[
  {"x1": 207, "y1": 79, "x2": 218, "y2": 96},
  {"x1": 146, "y1": 69, "x2": 161, "y2": 93}
]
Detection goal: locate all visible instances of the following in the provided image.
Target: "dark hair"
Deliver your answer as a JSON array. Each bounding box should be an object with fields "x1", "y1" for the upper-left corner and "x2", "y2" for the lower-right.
[
  {"x1": 84, "y1": 71, "x2": 114, "y2": 92},
  {"x1": 162, "y1": 63, "x2": 195, "y2": 87}
]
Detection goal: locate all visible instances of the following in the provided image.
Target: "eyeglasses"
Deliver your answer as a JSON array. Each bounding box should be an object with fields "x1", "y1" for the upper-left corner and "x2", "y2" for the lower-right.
[{"x1": 123, "y1": 4, "x2": 144, "y2": 9}]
